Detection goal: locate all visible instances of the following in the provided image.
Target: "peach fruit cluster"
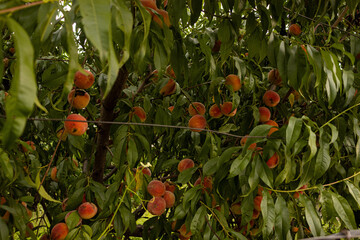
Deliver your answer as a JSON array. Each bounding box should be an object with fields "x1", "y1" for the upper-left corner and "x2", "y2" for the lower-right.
[{"x1": 147, "y1": 180, "x2": 176, "y2": 215}]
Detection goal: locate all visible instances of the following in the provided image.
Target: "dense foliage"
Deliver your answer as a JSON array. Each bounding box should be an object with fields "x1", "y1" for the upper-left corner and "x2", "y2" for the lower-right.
[{"x1": 1, "y1": 0, "x2": 360, "y2": 239}]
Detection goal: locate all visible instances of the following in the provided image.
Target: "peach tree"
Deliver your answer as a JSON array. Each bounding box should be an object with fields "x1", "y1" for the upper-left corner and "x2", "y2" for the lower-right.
[{"x1": 0, "y1": 0, "x2": 360, "y2": 239}]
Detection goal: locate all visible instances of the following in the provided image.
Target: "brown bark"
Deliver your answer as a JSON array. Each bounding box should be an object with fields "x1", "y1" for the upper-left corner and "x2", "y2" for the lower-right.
[{"x1": 92, "y1": 67, "x2": 128, "y2": 183}]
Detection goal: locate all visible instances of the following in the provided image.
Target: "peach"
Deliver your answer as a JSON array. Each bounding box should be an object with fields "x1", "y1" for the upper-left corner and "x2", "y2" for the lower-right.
[
  {"x1": 212, "y1": 40, "x2": 221, "y2": 52},
  {"x1": 1, "y1": 197, "x2": 6, "y2": 205},
  {"x1": 225, "y1": 74, "x2": 241, "y2": 91},
  {"x1": 2, "y1": 211, "x2": 10, "y2": 222},
  {"x1": 65, "y1": 210, "x2": 82, "y2": 226},
  {"x1": 188, "y1": 115, "x2": 206, "y2": 132},
  {"x1": 153, "y1": 9, "x2": 171, "y2": 28},
  {"x1": 78, "y1": 202, "x2": 98, "y2": 219},
  {"x1": 56, "y1": 129, "x2": 68, "y2": 141},
  {"x1": 40, "y1": 234, "x2": 50, "y2": 240},
  {"x1": 141, "y1": 167, "x2": 151, "y2": 176},
  {"x1": 177, "y1": 158, "x2": 195, "y2": 172},
  {"x1": 165, "y1": 181, "x2": 176, "y2": 193},
  {"x1": 268, "y1": 69, "x2": 282, "y2": 86},
  {"x1": 188, "y1": 102, "x2": 206, "y2": 116},
  {"x1": 264, "y1": 120, "x2": 279, "y2": 136},
  {"x1": 293, "y1": 184, "x2": 307, "y2": 199},
  {"x1": 194, "y1": 176, "x2": 213, "y2": 192},
  {"x1": 140, "y1": 0, "x2": 158, "y2": 16},
  {"x1": 168, "y1": 106, "x2": 174, "y2": 112},
  {"x1": 230, "y1": 202, "x2": 241, "y2": 215},
  {"x1": 254, "y1": 196, "x2": 262, "y2": 211},
  {"x1": 166, "y1": 65, "x2": 176, "y2": 79},
  {"x1": 25, "y1": 222, "x2": 34, "y2": 238},
  {"x1": 147, "y1": 180, "x2": 166, "y2": 197},
  {"x1": 64, "y1": 114, "x2": 88, "y2": 136},
  {"x1": 179, "y1": 224, "x2": 192, "y2": 238},
  {"x1": 263, "y1": 90, "x2": 280, "y2": 107},
  {"x1": 51, "y1": 167, "x2": 58, "y2": 182},
  {"x1": 240, "y1": 135, "x2": 257, "y2": 150},
  {"x1": 67, "y1": 89, "x2": 90, "y2": 109},
  {"x1": 131, "y1": 106, "x2": 147, "y2": 122},
  {"x1": 163, "y1": 191, "x2": 175, "y2": 208},
  {"x1": 252, "y1": 209, "x2": 260, "y2": 219},
  {"x1": 50, "y1": 223, "x2": 69, "y2": 240},
  {"x1": 220, "y1": 102, "x2": 237, "y2": 117},
  {"x1": 74, "y1": 69, "x2": 94, "y2": 89},
  {"x1": 159, "y1": 79, "x2": 176, "y2": 96},
  {"x1": 209, "y1": 104, "x2": 223, "y2": 118},
  {"x1": 257, "y1": 186, "x2": 272, "y2": 196},
  {"x1": 266, "y1": 152, "x2": 279, "y2": 168},
  {"x1": 258, "y1": 106, "x2": 271, "y2": 123},
  {"x1": 147, "y1": 197, "x2": 166, "y2": 215},
  {"x1": 22, "y1": 141, "x2": 36, "y2": 152},
  {"x1": 21, "y1": 202, "x2": 32, "y2": 217},
  {"x1": 292, "y1": 227, "x2": 299, "y2": 233},
  {"x1": 289, "y1": 23, "x2": 301, "y2": 36}
]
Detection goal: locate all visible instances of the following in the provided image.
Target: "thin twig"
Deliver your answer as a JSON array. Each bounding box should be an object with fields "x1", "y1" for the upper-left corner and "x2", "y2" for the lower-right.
[{"x1": 0, "y1": 1, "x2": 46, "y2": 15}]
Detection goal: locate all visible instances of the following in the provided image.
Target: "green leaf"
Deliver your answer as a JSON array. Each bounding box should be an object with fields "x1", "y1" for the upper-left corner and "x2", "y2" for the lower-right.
[
  {"x1": 0, "y1": 218, "x2": 9, "y2": 240},
  {"x1": 242, "y1": 125, "x2": 272, "y2": 155},
  {"x1": 299, "y1": 195, "x2": 325, "y2": 236},
  {"x1": 190, "y1": 205, "x2": 206, "y2": 234},
  {"x1": 66, "y1": 211, "x2": 82, "y2": 230},
  {"x1": 287, "y1": 46, "x2": 298, "y2": 88},
  {"x1": 228, "y1": 150, "x2": 252, "y2": 178},
  {"x1": 330, "y1": 191, "x2": 356, "y2": 229},
  {"x1": 78, "y1": 0, "x2": 110, "y2": 61},
  {"x1": 277, "y1": 41, "x2": 287, "y2": 82},
  {"x1": 286, "y1": 116, "x2": 302, "y2": 150},
  {"x1": 0, "y1": 148, "x2": 13, "y2": 181},
  {"x1": 261, "y1": 191, "x2": 275, "y2": 238},
  {"x1": 114, "y1": 0, "x2": 132, "y2": 66},
  {"x1": 345, "y1": 181, "x2": 360, "y2": 209},
  {"x1": 314, "y1": 129, "x2": 330, "y2": 179},
  {"x1": 2, "y1": 18, "x2": 36, "y2": 148},
  {"x1": 178, "y1": 167, "x2": 198, "y2": 184},
  {"x1": 127, "y1": 138, "x2": 138, "y2": 169},
  {"x1": 274, "y1": 196, "x2": 291, "y2": 240},
  {"x1": 304, "y1": 122, "x2": 317, "y2": 162}
]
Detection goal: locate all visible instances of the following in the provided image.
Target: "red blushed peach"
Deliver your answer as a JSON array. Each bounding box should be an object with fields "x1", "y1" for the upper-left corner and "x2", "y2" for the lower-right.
[
  {"x1": 293, "y1": 185, "x2": 307, "y2": 199},
  {"x1": 78, "y1": 202, "x2": 98, "y2": 219},
  {"x1": 65, "y1": 210, "x2": 82, "y2": 227},
  {"x1": 74, "y1": 69, "x2": 94, "y2": 89},
  {"x1": 212, "y1": 40, "x2": 221, "y2": 52},
  {"x1": 266, "y1": 152, "x2": 279, "y2": 168},
  {"x1": 56, "y1": 129, "x2": 68, "y2": 142},
  {"x1": 220, "y1": 102, "x2": 237, "y2": 117},
  {"x1": 258, "y1": 106, "x2": 271, "y2": 123},
  {"x1": 165, "y1": 181, "x2": 176, "y2": 193},
  {"x1": 231, "y1": 202, "x2": 241, "y2": 215},
  {"x1": 225, "y1": 74, "x2": 241, "y2": 91},
  {"x1": 289, "y1": 23, "x2": 301, "y2": 36},
  {"x1": 50, "y1": 223, "x2": 69, "y2": 240},
  {"x1": 153, "y1": 9, "x2": 171, "y2": 28},
  {"x1": 177, "y1": 158, "x2": 195, "y2": 172},
  {"x1": 51, "y1": 167, "x2": 58, "y2": 182},
  {"x1": 188, "y1": 115, "x2": 207, "y2": 132},
  {"x1": 263, "y1": 90, "x2": 280, "y2": 107},
  {"x1": 240, "y1": 135, "x2": 257, "y2": 150},
  {"x1": 188, "y1": 102, "x2": 206, "y2": 116},
  {"x1": 166, "y1": 65, "x2": 176, "y2": 79},
  {"x1": 194, "y1": 176, "x2": 213, "y2": 192},
  {"x1": 292, "y1": 227, "x2": 299, "y2": 233},
  {"x1": 264, "y1": 120, "x2": 279, "y2": 136},
  {"x1": 163, "y1": 191, "x2": 175, "y2": 208},
  {"x1": 141, "y1": 167, "x2": 151, "y2": 176},
  {"x1": 40, "y1": 234, "x2": 50, "y2": 240},
  {"x1": 67, "y1": 89, "x2": 90, "y2": 109},
  {"x1": 179, "y1": 224, "x2": 192, "y2": 238},
  {"x1": 131, "y1": 106, "x2": 147, "y2": 122},
  {"x1": 64, "y1": 114, "x2": 88, "y2": 136},
  {"x1": 268, "y1": 69, "x2": 282, "y2": 86},
  {"x1": 254, "y1": 196, "x2": 262, "y2": 211},
  {"x1": 147, "y1": 197, "x2": 166, "y2": 215},
  {"x1": 252, "y1": 209, "x2": 260, "y2": 219},
  {"x1": 22, "y1": 141, "x2": 36, "y2": 152},
  {"x1": 160, "y1": 79, "x2": 176, "y2": 96},
  {"x1": 209, "y1": 104, "x2": 223, "y2": 118},
  {"x1": 147, "y1": 180, "x2": 166, "y2": 197},
  {"x1": 140, "y1": 0, "x2": 158, "y2": 16},
  {"x1": 168, "y1": 106, "x2": 174, "y2": 112},
  {"x1": 257, "y1": 186, "x2": 272, "y2": 196}
]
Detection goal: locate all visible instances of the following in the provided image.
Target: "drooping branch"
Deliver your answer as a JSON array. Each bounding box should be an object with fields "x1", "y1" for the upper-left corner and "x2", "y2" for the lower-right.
[{"x1": 92, "y1": 67, "x2": 128, "y2": 183}]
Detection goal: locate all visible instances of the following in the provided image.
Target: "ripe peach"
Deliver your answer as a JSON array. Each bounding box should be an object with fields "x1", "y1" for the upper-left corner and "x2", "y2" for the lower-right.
[
  {"x1": 50, "y1": 223, "x2": 69, "y2": 240},
  {"x1": 212, "y1": 40, "x2": 221, "y2": 52},
  {"x1": 163, "y1": 191, "x2": 175, "y2": 208},
  {"x1": 140, "y1": 0, "x2": 158, "y2": 16},
  {"x1": 240, "y1": 135, "x2": 257, "y2": 150},
  {"x1": 64, "y1": 114, "x2": 88, "y2": 136},
  {"x1": 131, "y1": 106, "x2": 147, "y2": 122},
  {"x1": 74, "y1": 69, "x2": 94, "y2": 89},
  {"x1": 25, "y1": 222, "x2": 34, "y2": 238},
  {"x1": 292, "y1": 226, "x2": 299, "y2": 233},
  {"x1": 188, "y1": 115, "x2": 206, "y2": 132},
  {"x1": 78, "y1": 202, "x2": 98, "y2": 219},
  {"x1": 56, "y1": 129, "x2": 68, "y2": 141},
  {"x1": 67, "y1": 89, "x2": 90, "y2": 109},
  {"x1": 254, "y1": 196, "x2": 262, "y2": 211},
  {"x1": 188, "y1": 102, "x2": 206, "y2": 116},
  {"x1": 147, "y1": 197, "x2": 166, "y2": 215},
  {"x1": 51, "y1": 167, "x2": 58, "y2": 182},
  {"x1": 230, "y1": 202, "x2": 241, "y2": 215},
  {"x1": 21, "y1": 202, "x2": 33, "y2": 217},
  {"x1": 258, "y1": 106, "x2": 271, "y2": 123},
  {"x1": 141, "y1": 167, "x2": 152, "y2": 176},
  {"x1": 264, "y1": 120, "x2": 279, "y2": 136},
  {"x1": 225, "y1": 74, "x2": 241, "y2": 91},
  {"x1": 293, "y1": 185, "x2": 307, "y2": 199},
  {"x1": 40, "y1": 234, "x2": 50, "y2": 240},
  {"x1": 147, "y1": 180, "x2": 166, "y2": 197},
  {"x1": 160, "y1": 79, "x2": 176, "y2": 96},
  {"x1": 220, "y1": 102, "x2": 237, "y2": 117},
  {"x1": 22, "y1": 141, "x2": 36, "y2": 152},
  {"x1": 179, "y1": 224, "x2": 192, "y2": 238},
  {"x1": 257, "y1": 186, "x2": 272, "y2": 196},
  {"x1": 168, "y1": 106, "x2": 174, "y2": 112},
  {"x1": 166, "y1": 65, "x2": 176, "y2": 79},
  {"x1": 194, "y1": 176, "x2": 213, "y2": 192},
  {"x1": 65, "y1": 210, "x2": 82, "y2": 227},
  {"x1": 268, "y1": 69, "x2": 282, "y2": 86},
  {"x1": 2, "y1": 211, "x2": 10, "y2": 222},
  {"x1": 266, "y1": 152, "x2": 279, "y2": 168},
  {"x1": 289, "y1": 23, "x2": 301, "y2": 36},
  {"x1": 177, "y1": 158, "x2": 195, "y2": 172},
  {"x1": 165, "y1": 181, "x2": 176, "y2": 193},
  {"x1": 153, "y1": 9, "x2": 171, "y2": 28},
  {"x1": 263, "y1": 90, "x2": 280, "y2": 107},
  {"x1": 209, "y1": 104, "x2": 223, "y2": 118},
  {"x1": 252, "y1": 209, "x2": 260, "y2": 219}
]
